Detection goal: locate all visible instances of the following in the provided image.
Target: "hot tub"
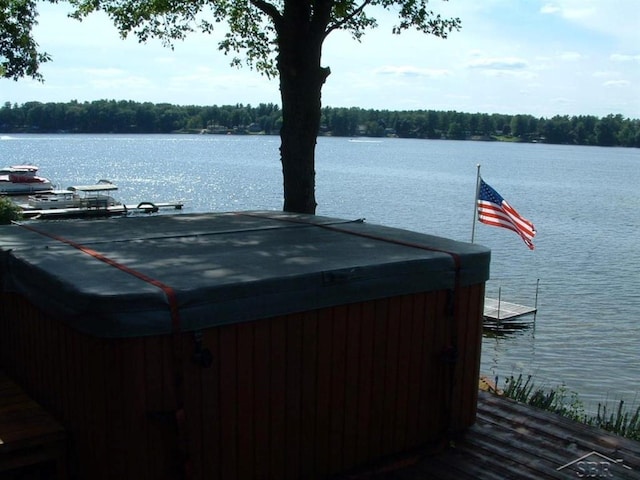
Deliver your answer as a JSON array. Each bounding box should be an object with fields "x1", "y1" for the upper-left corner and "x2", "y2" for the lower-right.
[{"x1": 0, "y1": 211, "x2": 490, "y2": 480}]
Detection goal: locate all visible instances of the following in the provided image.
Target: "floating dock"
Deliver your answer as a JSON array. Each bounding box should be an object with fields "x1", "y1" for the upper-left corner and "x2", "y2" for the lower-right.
[
  {"x1": 482, "y1": 280, "x2": 539, "y2": 331},
  {"x1": 483, "y1": 297, "x2": 537, "y2": 321}
]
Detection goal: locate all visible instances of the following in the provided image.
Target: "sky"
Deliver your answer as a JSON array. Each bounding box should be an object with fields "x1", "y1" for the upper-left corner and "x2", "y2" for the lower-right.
[{"x1": 2, "y1": 0, "x2": 639, "y2": 119}]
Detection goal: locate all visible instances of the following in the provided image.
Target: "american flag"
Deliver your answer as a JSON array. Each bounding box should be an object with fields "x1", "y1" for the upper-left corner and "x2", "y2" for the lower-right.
[{"x1": 477, "y1": 178, "x2": 536, "y2": 250}]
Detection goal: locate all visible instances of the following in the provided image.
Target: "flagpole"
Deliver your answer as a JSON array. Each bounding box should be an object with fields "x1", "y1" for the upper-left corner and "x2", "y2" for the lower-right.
[{"x1": 471, "y1": 164, "x2": 481, "y2": 243}]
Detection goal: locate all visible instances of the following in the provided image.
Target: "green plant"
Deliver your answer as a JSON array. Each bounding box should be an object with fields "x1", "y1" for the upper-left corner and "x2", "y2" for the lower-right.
[
  {"x1": 587, "y1": 400, "x2": 640, "y2": 441},
  {"x1": 0, "y1": 196, "x2": 22, "y2": 224},
  {"x1": 499, "y1": 374, "x2": 640, "y2": 440},
  {"x1": 502, "y1": 374, "x2": 586, "y2": 422}
]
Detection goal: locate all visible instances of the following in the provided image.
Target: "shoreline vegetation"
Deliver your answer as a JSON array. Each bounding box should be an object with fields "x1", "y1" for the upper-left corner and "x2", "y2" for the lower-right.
[
  {"x1": 498, "y1": 374, "x2": 640, "y2": 441},
  {"x1": 0, "y1": 196, "x2": 22, "y2": 224},
  {"x1": 2, "y1": 100, "x2": 639, "y2": 148}
]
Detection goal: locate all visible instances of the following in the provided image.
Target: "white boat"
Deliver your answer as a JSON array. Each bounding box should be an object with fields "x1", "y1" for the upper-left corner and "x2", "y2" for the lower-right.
[
  {"x1": 27, "y1": 190, "x2": 82, "y2": 209},
  {"x1": 20, "y1": 179, "x2": 184, "y2": 219},
  {"x1": 0, "y1": 165, "x2": 54, "y2": 195},
  {"x1": 27, "y1": 180, "x2": 120, "y2": 210}
]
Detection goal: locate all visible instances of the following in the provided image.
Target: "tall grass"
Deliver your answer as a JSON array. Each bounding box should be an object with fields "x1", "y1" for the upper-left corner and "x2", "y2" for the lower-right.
[
  {"x1": 587, "y1": 400, "x2": 640, "y2": 441},
  {"x1": 499, "y1": 374, "x2": 640, "y2": 441}
]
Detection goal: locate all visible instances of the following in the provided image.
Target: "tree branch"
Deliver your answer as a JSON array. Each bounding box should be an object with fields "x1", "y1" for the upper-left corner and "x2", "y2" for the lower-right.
[
  {"x1": 250, "y1": 0, "x2": 283, "y2": 30},
  {"x1": 325, "y1": 0, "x2": 373, "y2": 37}
]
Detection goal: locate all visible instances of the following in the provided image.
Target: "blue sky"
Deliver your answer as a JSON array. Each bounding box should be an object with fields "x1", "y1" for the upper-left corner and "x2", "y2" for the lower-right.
[{"x1": 2, "y1": 0, "x2": 639, "y2": 118}]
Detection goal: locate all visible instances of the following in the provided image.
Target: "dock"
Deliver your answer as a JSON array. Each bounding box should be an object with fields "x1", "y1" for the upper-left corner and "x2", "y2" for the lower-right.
[
  {"x1": 483, "y1": 280, "x2": 539, "y2": 329},
  {"x1": 336, "y1": 390, "x2": 640, "y2": 479},
  {"x1": 483, "y1": 297, "x2": 537, "y2": 321},
  {"x1": 20, "y1": 201, "x2": 184, "y2": 219}
]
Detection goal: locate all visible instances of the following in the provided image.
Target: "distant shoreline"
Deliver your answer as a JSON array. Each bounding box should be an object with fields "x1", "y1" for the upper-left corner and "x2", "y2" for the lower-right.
[{"x1": 2, "y1": 101, "x2": 638, "y2": 148}]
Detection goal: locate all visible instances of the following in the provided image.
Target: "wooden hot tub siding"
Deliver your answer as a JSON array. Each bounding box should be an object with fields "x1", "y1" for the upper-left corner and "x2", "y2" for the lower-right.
[{"x1": 0, "y1": 283, "x2": 484, "y2": 480}]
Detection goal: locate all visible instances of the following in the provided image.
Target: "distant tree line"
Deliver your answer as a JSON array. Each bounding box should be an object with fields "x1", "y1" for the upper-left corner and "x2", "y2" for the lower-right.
[{"x1": 1, "y1": 100, "x2": 638, "y2": 148}]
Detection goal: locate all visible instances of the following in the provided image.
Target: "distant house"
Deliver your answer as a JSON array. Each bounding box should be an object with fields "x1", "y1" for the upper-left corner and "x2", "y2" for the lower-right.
[{"x1": 247, "y1": 122, "x2": 263, "y2": 133}]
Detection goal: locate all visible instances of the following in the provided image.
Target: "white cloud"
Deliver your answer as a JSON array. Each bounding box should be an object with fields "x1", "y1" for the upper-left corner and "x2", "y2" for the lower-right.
[
  {"x1": 374, "y1": 66, "x2": 451, "y2": 78},
  {"x1": 540, "y1": 4, "x2": 561, "y2": 14},
  {"x1": 556, "y1": 51, "x2": 585, "y2": 61},
  {"x1": 84, "y1": 68, "x2": 127, "y2": 78},
  {"x1": 462, "y1": 53, "x2": 539, "y2": 83},
  {"x1": 466, "y1": 57, "x2": 528, "y2": 70},
  {"x1": 538, "y1": 0, "x2": 640, "y2": 43},
  {"x1": 603, "y1": 80, "x2": 631, "y2": 88},
  {"x1": 155, "y1": 57, "x2": 178, "y2": 65},
  {"x1": 610, "y1": 54, "x2": 640, "y2": 63},
  {"x1": 593, "y1": 70, "x2": 620, "y2": 78},
  {"x1": 558, "y1": 6, "x2": 597, "y2": 21},
  {"x1": 89, "y1": 76, "x2": 153, "y2": 91}
]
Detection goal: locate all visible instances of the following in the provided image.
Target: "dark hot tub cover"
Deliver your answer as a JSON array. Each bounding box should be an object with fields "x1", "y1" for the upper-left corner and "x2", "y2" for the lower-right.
[{"x1": 0, "y1": 211, "x2": 490, "y2": 337}]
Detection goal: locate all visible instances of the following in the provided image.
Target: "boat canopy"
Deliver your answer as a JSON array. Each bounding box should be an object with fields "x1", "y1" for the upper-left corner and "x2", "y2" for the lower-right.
[
  {"x1": 68, "y1": 184, "x2": 118, "y2": 192},
  {"x1": 31, "y1": 189, "x2": 77, "y2": 195},
  {"x1": 1, "y1": 165, "x2": 39, "y2": 173}
]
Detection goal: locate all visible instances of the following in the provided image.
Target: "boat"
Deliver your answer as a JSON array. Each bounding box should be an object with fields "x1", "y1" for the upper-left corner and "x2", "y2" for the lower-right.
[
  {"x1": 0, "y1": 165, "x2": 54, "y2": 195},
  {"x1": 26, "y1": 180, "x2": 120, "y2": 211},
  {"x1": 20, "y1": 180, "x2": 184, "y2": 219},
  {"x1": 27, "y1": 190, "x2": 83, "y2": 209}
]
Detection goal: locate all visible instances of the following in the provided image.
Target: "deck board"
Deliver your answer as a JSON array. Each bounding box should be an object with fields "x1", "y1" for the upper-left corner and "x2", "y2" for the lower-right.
[
  {"x1": 0, "y1": 371, "x2": 67, "y2": 477},
  {"x1": 336, "y1": 391, "x2": 640, "y2": 479}
]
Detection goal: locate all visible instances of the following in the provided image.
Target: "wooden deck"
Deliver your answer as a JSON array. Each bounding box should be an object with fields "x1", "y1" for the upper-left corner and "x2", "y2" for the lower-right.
[
  {"x1": 337, "y1": 391, "x2": 640, "y2": 479},
  {"x1": 0, "y1": 371, "x2": 67, "y2": 479},
  {"x1": 2, "y1": 368, "x2": 639, "y2": 479}
]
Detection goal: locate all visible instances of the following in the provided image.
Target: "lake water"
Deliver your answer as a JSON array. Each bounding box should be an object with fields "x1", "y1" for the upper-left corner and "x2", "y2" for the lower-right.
[{"x1": 2, "y1": 133, "x2": 639, "y2": 411}]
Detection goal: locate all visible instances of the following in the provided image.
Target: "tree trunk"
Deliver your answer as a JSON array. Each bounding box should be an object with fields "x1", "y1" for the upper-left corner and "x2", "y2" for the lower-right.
[{"x1": 277, "y1": 8, "x2": 330, "y2": 214}]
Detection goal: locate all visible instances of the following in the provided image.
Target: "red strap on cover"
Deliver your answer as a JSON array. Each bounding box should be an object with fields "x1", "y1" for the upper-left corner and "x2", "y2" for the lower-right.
[
  {"x1": 17, "y1": 222, "x2": 192, "y2": 477},
  {"x1": 17, "y1": 222, "x2": 182, "y2": 332}
]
